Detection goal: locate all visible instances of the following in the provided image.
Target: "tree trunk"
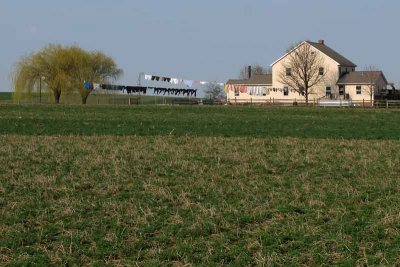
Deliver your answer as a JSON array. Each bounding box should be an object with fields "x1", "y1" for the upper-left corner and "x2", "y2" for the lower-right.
[
  {"x1": 82, "y1": 90, "x2": 91, "y2": 105},
  {"x1": 54, "y1": 89, "x2": 61, "y2": 104},
  {"x1": 82, "y1": 94, "x2": 89, "y2": 105},
  {"x1": 305, "y1": 91, "x2": 309, "y2": 106}
]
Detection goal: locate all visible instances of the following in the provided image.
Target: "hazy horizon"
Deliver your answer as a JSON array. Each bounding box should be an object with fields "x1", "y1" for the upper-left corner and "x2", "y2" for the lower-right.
[{"x1": 1, "y1": 0, "x2": 399, "y2": 92}]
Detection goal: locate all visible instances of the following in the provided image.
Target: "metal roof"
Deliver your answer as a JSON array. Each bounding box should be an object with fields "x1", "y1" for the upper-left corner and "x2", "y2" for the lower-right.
[
  {"x1": 337, "y1": 71, "x2": 387, "y2": 84},
  {"x1": 226, "y1": 74, "x2": 272, "y2": 85}
]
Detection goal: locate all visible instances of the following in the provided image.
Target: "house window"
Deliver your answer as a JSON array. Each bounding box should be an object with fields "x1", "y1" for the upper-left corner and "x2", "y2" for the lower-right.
[
  {"x1": 326, "y1": 86, "x2": 332, "y2": 97},
  {"x1": 319, "y1": 67, "x2": 324, "y2": 75},
  {"x1": 283, "y1": 87, "x2": 289, "y2": 96},
  {"x1": 339, "y1": 85, "x2": 345, "y2": 96},
  {"x1": 356, "y1": 85, "x2": 362, "y2": 94},
  {"x1": 286, "y1": 68, "x2": 292, "y2": 76}
]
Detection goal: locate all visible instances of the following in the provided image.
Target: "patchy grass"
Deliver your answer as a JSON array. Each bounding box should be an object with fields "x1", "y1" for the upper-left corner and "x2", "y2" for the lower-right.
[
  {"x1": 1, "y1": 105, "x2": 400, "y2": 265},
  {"x1": 1, "y1": 136, "x2": 400, "y2": 265},
  {"x1": 1, "y1": 105, "x2": 400, "y2": 139}
]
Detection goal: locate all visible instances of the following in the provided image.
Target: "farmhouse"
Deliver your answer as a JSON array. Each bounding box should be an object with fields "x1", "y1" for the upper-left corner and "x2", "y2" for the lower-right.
[{"x1": 226, "y1": 40, "x2": 388, "y2": 104}]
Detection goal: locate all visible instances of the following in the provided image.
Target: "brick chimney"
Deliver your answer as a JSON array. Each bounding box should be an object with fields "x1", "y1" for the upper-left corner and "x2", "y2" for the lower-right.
[
  {"x1": 247, "y1": 65, "x2": 252, "y2": 79},
  {"x1": 318, "y1": 39, "x2": 325, "y2": 45}
]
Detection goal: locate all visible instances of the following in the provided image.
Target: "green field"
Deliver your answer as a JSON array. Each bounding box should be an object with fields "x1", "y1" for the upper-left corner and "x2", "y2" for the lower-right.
[
  {"x1": 0, "y1": 92, "x2": 12, "y2": 101},
  {"x1": 1, "y1": 105, "x2": 400, "y2": 266},
  {"x1": 2, "y1": 92, "x2": 200, "y2": 106}
]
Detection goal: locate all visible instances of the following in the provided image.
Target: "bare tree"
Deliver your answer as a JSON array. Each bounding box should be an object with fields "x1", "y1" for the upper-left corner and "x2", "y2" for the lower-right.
[
  {"x1": 204, "y1": 82, "x2": 225, "y2": 100},
  {"x1": 363, "y1": 65, "x2": 381, "y2": 106},
  {"x1": 278, "y1": 42, "x2": 326, "y2": 105},
  {"x1": 239, "y1": 64, "x2": 271, "y2": 79}
]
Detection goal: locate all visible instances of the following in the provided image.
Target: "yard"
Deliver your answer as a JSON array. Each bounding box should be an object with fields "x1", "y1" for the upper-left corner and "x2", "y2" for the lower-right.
[{"x1": 1, "y1": 105, "x2": 400, "y2": 265}]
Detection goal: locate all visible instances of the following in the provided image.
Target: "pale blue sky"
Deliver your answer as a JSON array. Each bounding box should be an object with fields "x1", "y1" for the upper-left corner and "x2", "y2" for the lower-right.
[{"x1": 1, "y1": 0, "x2": 399, "y2": 92}]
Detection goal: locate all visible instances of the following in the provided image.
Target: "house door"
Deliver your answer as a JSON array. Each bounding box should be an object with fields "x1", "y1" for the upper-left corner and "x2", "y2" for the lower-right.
[{"x1": 339, "y1": 85, "x2": 345, "y2": 99}]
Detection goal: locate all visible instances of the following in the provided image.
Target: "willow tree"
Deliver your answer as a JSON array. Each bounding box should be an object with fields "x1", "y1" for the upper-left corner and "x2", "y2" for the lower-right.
[
  {"x1": 73, "y1": 50, "x2": 123, "y2": 104},
  {"x1": 12, "y1": 44, "x2": 122, "y2": 104}
]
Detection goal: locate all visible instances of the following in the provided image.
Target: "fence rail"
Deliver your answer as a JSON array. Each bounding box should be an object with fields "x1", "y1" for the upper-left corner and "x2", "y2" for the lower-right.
[{"x1": 228, "y1": 97, "x2": 400, "y2": 108}]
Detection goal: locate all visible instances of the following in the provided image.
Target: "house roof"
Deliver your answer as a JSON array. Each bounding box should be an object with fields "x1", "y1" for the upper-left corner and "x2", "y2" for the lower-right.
[
  {"x1": 337, "y1": 71, "x2": 388, "y2": 85},
  {"x1": 306, "y1": 41, "x2": 357, "y2": 67},
  {"x1": 270, "y1": 40, "x2": 357, "y2": 67},
  {"x1": 226, "y1": 74, "x2": 272, "y2": 85}
]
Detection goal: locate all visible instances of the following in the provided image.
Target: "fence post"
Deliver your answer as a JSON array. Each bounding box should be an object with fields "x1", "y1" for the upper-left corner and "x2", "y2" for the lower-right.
[
  {"x1": 235, "y1": 97, "x2": 237, "y2": 104},
  {"x1": 251, "y1": 98, "x2": 253, "y2": 105},
  {"x1": 386, "y1": 100, "x2": 389, "y2": 109},
  {"x1": 273, "y1": 98, "x2": 275, "y2": 105}
]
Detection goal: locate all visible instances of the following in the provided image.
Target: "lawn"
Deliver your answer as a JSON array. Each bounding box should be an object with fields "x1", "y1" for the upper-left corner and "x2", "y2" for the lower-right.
[{"x1": 1, "y1": 105, "x2": 400, "y2": 266}]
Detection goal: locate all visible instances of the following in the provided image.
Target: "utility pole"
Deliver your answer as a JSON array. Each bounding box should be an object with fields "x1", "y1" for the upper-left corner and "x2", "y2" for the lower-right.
[{"x1": 39, "y1": 76, "x2": 42, "y2": 104}]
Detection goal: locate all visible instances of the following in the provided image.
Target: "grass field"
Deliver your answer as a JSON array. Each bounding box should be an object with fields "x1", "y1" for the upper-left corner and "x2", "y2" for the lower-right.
[
  {"x1": 1, "y1": 105, "x2": 400, "y2": 266},
  {"x1": 0, "y1": 92, "x2": 12, "y2": 101},
  {"x1": 2, "y1": 92, "x2": 200, "y2": 106}
]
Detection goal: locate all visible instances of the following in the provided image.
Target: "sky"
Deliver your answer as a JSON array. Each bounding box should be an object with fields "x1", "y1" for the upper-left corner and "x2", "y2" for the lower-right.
[{"x1": 1, "y1": 0, "x2": 400, "y2": 92}]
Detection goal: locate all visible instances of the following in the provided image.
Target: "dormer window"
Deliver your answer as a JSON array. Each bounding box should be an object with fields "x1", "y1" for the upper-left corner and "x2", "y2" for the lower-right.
[{"x1": 286, "y1": 68, "x2": 292, "y2": 76}]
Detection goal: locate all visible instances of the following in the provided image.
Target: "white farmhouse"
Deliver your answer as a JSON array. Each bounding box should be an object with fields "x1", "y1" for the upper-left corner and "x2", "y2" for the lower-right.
[{"x1": 226, "y1": 40, "x2": 388, "y2": 105}]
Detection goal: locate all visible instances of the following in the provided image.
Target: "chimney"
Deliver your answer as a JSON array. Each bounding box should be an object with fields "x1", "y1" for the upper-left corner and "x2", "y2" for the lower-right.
[
  {"x1": 247, "y1": 65, "x2": 252, "y2": 79},
  {"x1": 318, "y1": 39, "x2": 325, "y2": 45}
]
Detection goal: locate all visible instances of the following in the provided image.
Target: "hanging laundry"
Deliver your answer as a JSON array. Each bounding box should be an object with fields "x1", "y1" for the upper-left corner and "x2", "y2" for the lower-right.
[
  {"x1": 125, "y1": 86, "x2": 147, "y2": 94},
  {"x1": 184, "y1": 80, "x2": 194, "y2": 87},
  {"x1": 239, "y1": 85, "x2": 247, "y2": 93},
  {"x1": 200, "y1": 81, "x2": 208, "y2": 85},
  {"x1": 224, "y1": 84, "x2": 229, "y2": 93},
  {"x1": 144, "y1": 75, "x2": 152, "y2": 81},
  {"x1": 234, "y1": 85, "x2": 240, "y2": 94},
  {"x1": 170, "y1": 78, "x2": 179, "y2": 84},
  {"x1": 93, "y1": 83, "x2": 101, "y2": 90},
  {"x1": 84, "y1": 82, "x2": 91, "y2": 90}
]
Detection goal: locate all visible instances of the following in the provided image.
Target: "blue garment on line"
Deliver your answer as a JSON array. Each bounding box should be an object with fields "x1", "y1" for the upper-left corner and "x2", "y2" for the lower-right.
[{"x1": 84, "y1": 82, "x2": 91, "y2": 90}]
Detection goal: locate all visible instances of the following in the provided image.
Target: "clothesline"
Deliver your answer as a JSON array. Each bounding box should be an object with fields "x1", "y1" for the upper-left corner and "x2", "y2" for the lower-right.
[
  {"x1": 84, "y1": 82, "x2": 197, "y2": 96},
  {"x1": 225, "y1": 84, "x2": 303, "y2": 96},
  {"x1": 143, "y1": 74, "x2": 224, "y2": 88}
]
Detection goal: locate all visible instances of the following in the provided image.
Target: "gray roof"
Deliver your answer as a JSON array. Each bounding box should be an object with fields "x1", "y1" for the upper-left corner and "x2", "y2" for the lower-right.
[
  {"x1": 226, "y1": 74, "x2": 272, "y2": 85},
  {"x1": 306, "y1": 41, "x2": 357, "y2": 67},
  {"x1": 337, "y1": 71, "x2": 387, "y2": 84}
]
